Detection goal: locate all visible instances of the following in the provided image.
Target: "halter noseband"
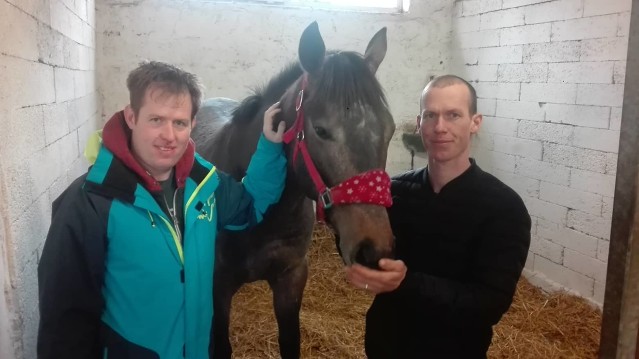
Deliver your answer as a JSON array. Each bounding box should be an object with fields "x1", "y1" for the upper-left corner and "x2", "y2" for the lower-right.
[{"x1": 282, "y1": 74, "x2": 392, "y2": 222}]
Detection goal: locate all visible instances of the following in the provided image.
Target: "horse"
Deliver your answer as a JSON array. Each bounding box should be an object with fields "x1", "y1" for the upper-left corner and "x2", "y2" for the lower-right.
[{"x1": 191, "y1": 22, "x2": 396, "y2": 359}]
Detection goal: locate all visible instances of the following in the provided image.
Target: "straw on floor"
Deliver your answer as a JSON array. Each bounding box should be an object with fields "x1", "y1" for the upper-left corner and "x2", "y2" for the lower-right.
[{"x1": 228, "y1": 225, "x2": 602, "y2": 358}]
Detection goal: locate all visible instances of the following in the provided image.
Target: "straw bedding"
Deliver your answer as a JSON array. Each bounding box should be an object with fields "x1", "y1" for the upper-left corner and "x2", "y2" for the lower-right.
[{"x1": 228, "y1": 225, "x2": 601, "y2": 358}]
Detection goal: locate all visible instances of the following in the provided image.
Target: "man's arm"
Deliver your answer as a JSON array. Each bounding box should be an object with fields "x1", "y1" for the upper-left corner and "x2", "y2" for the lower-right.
[
  {"x1": 38, "y1": 177, "x2": 108, "y2": 359},
  {"x1": 215, "y1": 102, "x2": 286, "y2": 230}
]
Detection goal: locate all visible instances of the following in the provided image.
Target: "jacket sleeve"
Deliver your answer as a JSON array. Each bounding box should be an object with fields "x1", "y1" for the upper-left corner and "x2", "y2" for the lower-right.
[
  {"x1": 37, "y1": 177, "x2": 108, "y2": 359},
  {"x1": 215, "y1": 134, "x2": 286, "y2": 230},
  {"x1": 395, "y1": 196, "x2": 531, "y2": 328}
]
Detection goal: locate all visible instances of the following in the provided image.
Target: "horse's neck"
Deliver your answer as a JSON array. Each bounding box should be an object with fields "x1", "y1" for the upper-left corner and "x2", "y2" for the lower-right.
[
  {"x1": 282, "y1": 174, "x2": 311, "y2": 207},
  {"x1": 247, "y1": 114, "x2": 265, "y2": 150},
  {"x1": 253, "y1": 176, "x2": 314, "y2": 241}
]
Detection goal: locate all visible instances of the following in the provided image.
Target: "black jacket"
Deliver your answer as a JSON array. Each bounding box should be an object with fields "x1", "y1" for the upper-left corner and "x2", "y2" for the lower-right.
[{"x1": 366, "y1": 160, "x2": 531, "y2": 359}]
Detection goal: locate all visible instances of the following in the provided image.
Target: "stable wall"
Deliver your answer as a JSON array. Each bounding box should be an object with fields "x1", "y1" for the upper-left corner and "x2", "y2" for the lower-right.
[
  {"x1": 0, "y1": 1, "x2": 99, "y2": 357},
  {"x1": 450, "y1": 0, "x2": 632, "y2": 304}
]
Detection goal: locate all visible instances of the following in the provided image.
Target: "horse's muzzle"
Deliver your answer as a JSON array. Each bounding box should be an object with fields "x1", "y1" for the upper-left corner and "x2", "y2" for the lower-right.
[{"x1": 352, "y1": 238, "x2": 393, "y2": 269}]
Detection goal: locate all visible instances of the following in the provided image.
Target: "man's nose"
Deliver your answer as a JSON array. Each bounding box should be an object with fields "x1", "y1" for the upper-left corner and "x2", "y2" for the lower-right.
[
  {"x1": 433, "y1": 116, "x2": 446, "y2": 132},
  {"x1": 160, "y1": 122, "x2": 175, "y2": 140}
]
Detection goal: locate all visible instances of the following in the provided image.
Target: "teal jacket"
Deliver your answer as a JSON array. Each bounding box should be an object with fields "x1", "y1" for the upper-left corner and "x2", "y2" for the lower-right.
[{"x1": 37, "y1": 111, "x2": 286, "y2": 359}]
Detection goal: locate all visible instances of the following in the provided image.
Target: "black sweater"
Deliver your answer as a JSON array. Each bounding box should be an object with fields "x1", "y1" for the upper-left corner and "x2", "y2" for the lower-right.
[{"x1": 365, "y1": 160, "x2": 531, "y2": 359}]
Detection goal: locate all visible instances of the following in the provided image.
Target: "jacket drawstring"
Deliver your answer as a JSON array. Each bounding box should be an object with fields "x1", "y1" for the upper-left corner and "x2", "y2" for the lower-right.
[{"x1": 147, "y1": 210, "x2": 156, "y2": 227}]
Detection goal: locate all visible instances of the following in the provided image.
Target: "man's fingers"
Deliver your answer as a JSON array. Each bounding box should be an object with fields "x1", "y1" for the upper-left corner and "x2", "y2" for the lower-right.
[
  {"x1": 276, "y1": 120, "x2": 286, "y2": 135},
  {"x1": 379, "y1": 259, "x2": 405, "y2": 271},
  {"x1": 267, "y1": 101, "x2": 280, "y2": 111},
  {"x1": 263, "y1": 102, "x2": 284, "y2": 142}
]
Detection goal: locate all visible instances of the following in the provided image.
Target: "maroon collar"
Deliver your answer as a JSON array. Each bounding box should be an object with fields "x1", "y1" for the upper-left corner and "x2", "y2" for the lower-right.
[{"x1": 102, "y1": 111, "x2": 195, "y2": 193}]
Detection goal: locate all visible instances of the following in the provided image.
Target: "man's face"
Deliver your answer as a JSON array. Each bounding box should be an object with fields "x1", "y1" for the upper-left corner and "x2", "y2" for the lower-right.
[
  {"x1": 417, "y1": 84, "x2": 482, "y2": 165},
  {"x1": 124, "y1": 85, "x2": 195, "y2": 181}
]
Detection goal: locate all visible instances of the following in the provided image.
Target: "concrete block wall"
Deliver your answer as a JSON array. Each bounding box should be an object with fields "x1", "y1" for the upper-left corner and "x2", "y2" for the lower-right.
[
  {"x1": 0, "y1": 1, "x2": 98, "y2": 357},
  {"x1": 96, "y1": 0, "x2": 454, "y2": 175},
  {"x1": 451, "y1": 0, "x2": 632, "y2": 304}
]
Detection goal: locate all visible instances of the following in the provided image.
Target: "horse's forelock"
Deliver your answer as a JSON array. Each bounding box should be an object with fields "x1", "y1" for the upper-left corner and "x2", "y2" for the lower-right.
[{"x1": 310, "y1": 51, "x2": 388, "y2": 112}]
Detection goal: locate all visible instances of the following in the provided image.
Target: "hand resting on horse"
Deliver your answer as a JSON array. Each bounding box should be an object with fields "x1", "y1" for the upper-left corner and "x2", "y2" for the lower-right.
[
  {"x1": 345, "y1": 259, "x2": 407, "y2": 294},
  {"x1": 263, "y1": 101, "x2": 285, "y2": 143}
]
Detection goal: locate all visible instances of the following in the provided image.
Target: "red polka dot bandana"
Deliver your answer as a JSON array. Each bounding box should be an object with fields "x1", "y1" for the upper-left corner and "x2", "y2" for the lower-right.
[{"x1": 316, "y1": 169, "x2": 392, "y2": 221}]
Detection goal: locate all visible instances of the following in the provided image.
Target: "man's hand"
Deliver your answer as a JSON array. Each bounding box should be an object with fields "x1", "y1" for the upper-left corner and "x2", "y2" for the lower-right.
[
  {"x1": 263, "y1": 102, "x2": 285, "y2": 143},
  {"x1": 345, "y1": 259, "x2": 407, "y2": 295}
]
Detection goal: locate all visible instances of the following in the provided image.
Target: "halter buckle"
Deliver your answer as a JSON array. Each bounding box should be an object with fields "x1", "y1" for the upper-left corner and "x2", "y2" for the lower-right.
[
  {"x1": 319, "y1": 188, "x2": 333, "y2": 209},
  {"x1": 296, "y1": 89, "x2": 304, "y2": 111},
  {"x1": 296, "y1": 130, "x2": 305, "y2": 141}
]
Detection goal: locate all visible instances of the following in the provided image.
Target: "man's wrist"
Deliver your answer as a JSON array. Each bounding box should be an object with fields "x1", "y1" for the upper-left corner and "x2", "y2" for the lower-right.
[{"x1": 257, "y1": 133, "x2": 284, "y2": 152}]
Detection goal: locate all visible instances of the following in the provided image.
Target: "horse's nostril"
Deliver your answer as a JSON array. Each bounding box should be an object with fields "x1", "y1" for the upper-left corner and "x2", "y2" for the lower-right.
[{"x1": 354, "y1": 239, "x2": 382, "y2": 269}]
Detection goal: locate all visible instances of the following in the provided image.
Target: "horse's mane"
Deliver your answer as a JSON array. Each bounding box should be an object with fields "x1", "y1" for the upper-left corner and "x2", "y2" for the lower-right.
[
  {"x1": 230, "y1": 51, "x2": 388, "y2": 125},
  {"x1": 231, "y1": 62, "x2": 303, "y2": 124}
]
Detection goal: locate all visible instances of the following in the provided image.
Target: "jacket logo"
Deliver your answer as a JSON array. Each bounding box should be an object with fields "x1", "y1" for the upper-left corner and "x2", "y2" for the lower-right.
[{"x1": 197, "y1": 196, "x2": 215, "y2": 222}]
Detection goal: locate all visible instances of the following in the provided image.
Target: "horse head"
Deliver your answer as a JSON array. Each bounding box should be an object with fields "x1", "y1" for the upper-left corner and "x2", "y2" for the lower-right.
[{"x1": 278, "y1": 22, "x2": 396, "y2": 268}]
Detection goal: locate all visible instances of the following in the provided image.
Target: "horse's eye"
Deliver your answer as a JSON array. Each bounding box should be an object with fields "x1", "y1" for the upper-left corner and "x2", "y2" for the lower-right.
[{"x1": 313, "y1": 126, "x2": 331, "y2": 140}]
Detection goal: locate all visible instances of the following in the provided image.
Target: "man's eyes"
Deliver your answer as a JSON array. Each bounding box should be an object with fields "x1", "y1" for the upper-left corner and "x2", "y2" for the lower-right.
[
  {"x1": 148, "y1": 118, "x2": 189, "y2": 127},
  {"x1": 424, "y1": 113, "x2": 460, "y2": 120}
]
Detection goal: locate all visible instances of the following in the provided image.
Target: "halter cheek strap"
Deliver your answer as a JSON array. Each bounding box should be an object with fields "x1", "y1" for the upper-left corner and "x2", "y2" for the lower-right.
[{"x1": 282, "y1": 75, "x2": 392, "y2": 222}]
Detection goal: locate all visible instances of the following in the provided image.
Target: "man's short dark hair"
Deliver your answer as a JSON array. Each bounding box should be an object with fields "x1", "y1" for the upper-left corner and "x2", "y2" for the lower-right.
[
  {"x1": 127, "y1": 61, "x2": 203, "y2": 119},
  {"x1": 420, "y1": 75, "x2": 478, "y2": 115}
]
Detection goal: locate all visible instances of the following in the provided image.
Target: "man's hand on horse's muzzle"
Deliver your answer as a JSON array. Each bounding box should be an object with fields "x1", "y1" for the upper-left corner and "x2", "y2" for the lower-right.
[{"x1": 345, "y1": 258, "x2": 407, "y2": 295}]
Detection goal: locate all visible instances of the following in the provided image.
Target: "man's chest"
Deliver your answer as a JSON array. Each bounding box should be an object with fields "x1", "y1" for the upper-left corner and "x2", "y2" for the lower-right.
[{"x1": 390, "y1": 195, "x2": 486, "y2": 278}]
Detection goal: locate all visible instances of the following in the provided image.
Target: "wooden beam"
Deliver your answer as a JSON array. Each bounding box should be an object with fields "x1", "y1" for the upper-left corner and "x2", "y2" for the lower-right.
[{"x1": 599, "y1": 0, "x2": 639, "y2": 357}]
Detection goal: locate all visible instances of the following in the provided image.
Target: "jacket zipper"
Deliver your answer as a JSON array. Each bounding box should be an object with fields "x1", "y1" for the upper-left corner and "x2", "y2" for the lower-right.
[
  {"x1": 163, "y1": 189, "x2": 182, "y2": 245},
  {"x1": 157, "y1": 213, "x2": 184, "y2": 265}
]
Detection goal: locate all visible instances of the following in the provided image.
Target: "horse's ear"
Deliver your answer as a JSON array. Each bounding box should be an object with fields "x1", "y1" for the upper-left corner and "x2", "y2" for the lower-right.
[
  {"x1": 299, "y1": 21, "x2": 326, "y2": 74},
  {"x1": 364, "y1": 27, "x2": 387, "y2": 74}
]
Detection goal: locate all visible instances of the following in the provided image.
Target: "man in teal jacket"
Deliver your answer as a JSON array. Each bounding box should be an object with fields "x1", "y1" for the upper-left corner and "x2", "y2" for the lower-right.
[{"x1": 37, "y1": 61, "x2": 287, "y2": 359}]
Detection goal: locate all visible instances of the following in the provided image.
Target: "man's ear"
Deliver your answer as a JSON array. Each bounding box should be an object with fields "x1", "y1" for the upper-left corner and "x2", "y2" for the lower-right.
[
  {"x1": 191, "y1": 116, "x2": 197, "y2": 129},
  {"x1": 124, "y1": 105, "x2": 135, "y2": 129},
  {"x1": 415, "y1": 115, "x2": 421, "y2": 133},
  {"x1": 470, "y1": 113, "x2": 483, "y2": 134}
]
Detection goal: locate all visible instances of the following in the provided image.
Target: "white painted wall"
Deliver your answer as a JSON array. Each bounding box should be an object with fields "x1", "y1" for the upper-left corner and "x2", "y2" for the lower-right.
[
  {"x1": 451, "y1": 0, "x2": 632, "y2": 304},
  {"x1": 0, "y1": 0, "x2": 98, "y2": 357},
  {"x1": 96, "y1": 0, "x2": 455, "y2": 175}
]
